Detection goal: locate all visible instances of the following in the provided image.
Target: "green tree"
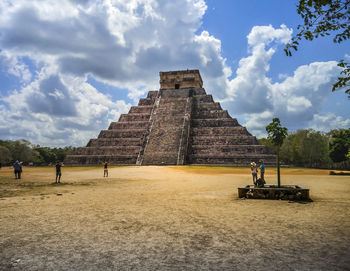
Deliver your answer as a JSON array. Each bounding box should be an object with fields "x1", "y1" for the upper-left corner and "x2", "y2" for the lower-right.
[
  {"x1": 280, "y1": 129, "x2": 330, "y2": 168},
  {"x1": 285, "y1": 0, "x2": 350, "y2": 97},
  {"x1": 0, "y1": 139, "x2": 78, "y2": 165},
  {"x1": 7, "y1": 139, "x2": 36, "y2": 163},
  {"x1": 0, "y1": 145, "x2": 12, "y2": 165},
  {"x1": 34, "y1": 147, "x2": 57, "y2": 164},
  {"x1": 280, "y1": 131, "x2": 303, "y2": 165},
  {"x1": 329, "y1": 128, "x2": 350, "y2": 163},
  {"x1": 266, "y1": 118, "x2": 288, "y2": 187},
  {"x1": 346, "y1": 149, "x2": 350, "y2": 161},
  {"x1": 258, "y1": 138, "x2": 276, "y2": 153}
]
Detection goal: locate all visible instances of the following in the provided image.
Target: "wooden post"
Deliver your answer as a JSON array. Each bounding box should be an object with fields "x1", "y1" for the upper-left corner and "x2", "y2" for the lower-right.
[{"x1": 277, "y1": 147, "x2": 281, "y2": 188}]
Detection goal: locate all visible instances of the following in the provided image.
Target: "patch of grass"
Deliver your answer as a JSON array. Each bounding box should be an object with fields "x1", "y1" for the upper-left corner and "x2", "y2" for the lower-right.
[
  {"x1": 0, "y1": 167, "x2": 101, "y2": 198},
  {"x1": 170, "y1": 165, "x2": 330, "y2": 175}
]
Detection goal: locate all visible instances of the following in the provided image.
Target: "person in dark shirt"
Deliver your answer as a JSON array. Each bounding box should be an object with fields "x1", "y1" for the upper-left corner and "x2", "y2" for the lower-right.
[
  {"x1": 55, "y1": 161, "x2": 63, "y2": 183},
  {"x1": 259, "y1": 159, "x2": 265, "y2": 183},
  {"x1": 13, "y1": 160, "x2": 21, "y2": 179},
  {"x1": 103, "y1": 162, "x2": 108, "y2": 177}
]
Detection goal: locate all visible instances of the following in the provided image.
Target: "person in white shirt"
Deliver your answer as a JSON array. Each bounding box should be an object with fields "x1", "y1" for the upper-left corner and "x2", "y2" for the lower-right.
[{"x1": 250, "y1": 162, "x2": 257, "y2": 185}]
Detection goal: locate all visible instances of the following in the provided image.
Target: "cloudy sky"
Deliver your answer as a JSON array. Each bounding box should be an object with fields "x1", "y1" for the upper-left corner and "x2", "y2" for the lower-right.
[{"x1": 0, "y1": 0, "x2": 349, "y2": 147}]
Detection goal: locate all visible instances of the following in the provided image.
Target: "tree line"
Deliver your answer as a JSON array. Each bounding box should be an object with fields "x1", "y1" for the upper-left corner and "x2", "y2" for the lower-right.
[
  {"x1": 259, "y1": 128, "x2": 350, "y2": 169},
  {"x1": 0, "y1": 128, "x2": 349, "y2": 168},
  {"x1": 0, "y1": 139, "x2": 76, "y2": 166}
]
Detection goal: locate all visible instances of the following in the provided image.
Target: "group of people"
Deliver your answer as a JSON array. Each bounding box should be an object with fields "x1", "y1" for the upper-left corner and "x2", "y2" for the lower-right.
[
  {"x1": 12, "y1": 160, "x2": 63, "y2": 183},
  {"x1": 250, "y1": 159, "x2": 265, "y2": 187},
  {"x1": 13, "y1": 159, "x2": 263, "y2": 184},
  {"x1": 13, "y1": 160, "x2": 108, "y2": 183}
]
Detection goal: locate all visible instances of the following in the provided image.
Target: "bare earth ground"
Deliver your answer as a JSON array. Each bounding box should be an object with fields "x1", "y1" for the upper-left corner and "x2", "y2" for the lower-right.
[{"x1": 0, "y1": 166, "x2": 349, "y2": 271}]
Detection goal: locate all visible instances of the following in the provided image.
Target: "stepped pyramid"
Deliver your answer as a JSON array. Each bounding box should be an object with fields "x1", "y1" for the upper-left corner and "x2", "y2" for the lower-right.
[{"x1": 65, "y1": 70, "x2": 276, "y2": 165}]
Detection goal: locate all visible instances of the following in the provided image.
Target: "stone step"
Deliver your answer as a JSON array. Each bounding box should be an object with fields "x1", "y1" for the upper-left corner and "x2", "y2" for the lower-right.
[
  {"x1": 147, "y1": 90, "x2": 158, "y2": 99},
  {"x1": 98, "y1": 129, "x2": 146, "y2": 138},
  {"x1": 192, "y1": 110, "x2": 229, "y2": 119},
  {"x1": 128, "y1": 105, "x2": 153, "y2": 114},
  {"x1": 151, "y1": 118, "x2": 185, "y2": 128},
  {"x1": 87, "y1": 138, "x2": 142, "y2": 147},
  {"x1": 142, "y1": 97, "x2": 191, "y2": 165},
  {"x1": 142, "y1": 151, "x2": 179, "y2": 165},
  {"x1": 191, "y1": 126, "x2": 251, "y2": 136},
  {"x1": 108, "y1": 121, "x2": 149, "y2": 130},
  {"x1": 193, "y1": 94, "x2": 214, "y2": 103},
  {"x1": 190, "y1": 144, "x2": 269, "y2": 154},
  {"x1": 191, "y1": 135, "x2": 259, "y2": 145},
  {"x1": 138, "y1": 98, "x2": 155, "y2": 106},
  {"x1": 191, "y1": 118, "x2": 239, "y2": 127},
  {"x1": 192, "y1": 88, "x2": 206, "y2": 95},
  {"x1": 119, "y1": 113, "x2": 151, "y2": 122},
  {"x1": 75, "y1": 146, "x2": 141, "y2": 155},
  {"x1": 194, "y1": 102, "x2": 222, "y2": 111},
  {"x1": 65, "y1": 154, "x2": 137, "y2": 165}
]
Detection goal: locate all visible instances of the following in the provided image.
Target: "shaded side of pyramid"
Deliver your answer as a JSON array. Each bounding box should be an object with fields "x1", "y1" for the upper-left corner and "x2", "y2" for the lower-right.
[{"x1": 65, "y1": 91, "x2": 158, "y2": 165}]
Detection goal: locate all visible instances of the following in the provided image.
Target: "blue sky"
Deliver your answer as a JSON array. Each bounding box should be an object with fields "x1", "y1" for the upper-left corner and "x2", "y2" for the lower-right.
[{"x1": 0, "y1": 0, "x2": 349, "y2": 147}]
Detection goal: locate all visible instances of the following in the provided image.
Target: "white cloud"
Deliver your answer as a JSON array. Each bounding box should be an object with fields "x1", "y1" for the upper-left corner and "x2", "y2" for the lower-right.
[
  {"x1": 0, "y1": 51, "x2": 31, "y2": 83},
  {"x1": 0, "y1": 1, "x2": 348, "y2": 146},
  {"x1": 1, "y1": 70, "x2": 131, "y2": 146},
  {"x1": 247, "y1": 24, "x2": 292, "y2": 47},
  {"x1": 310, "y1": 113, "x2": 350, "y2": 132},
  {"x1": 286, "y1": 96, "x2": 312, "y2": 113},
  {"x1": 222, "y1": 25, "x2": 346, "y2": 136}
]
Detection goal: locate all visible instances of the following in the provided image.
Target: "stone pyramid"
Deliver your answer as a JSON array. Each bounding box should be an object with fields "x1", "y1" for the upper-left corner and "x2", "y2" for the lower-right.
[{"x1": 65, "y1": 70, "x2": 276, "y2": 165}]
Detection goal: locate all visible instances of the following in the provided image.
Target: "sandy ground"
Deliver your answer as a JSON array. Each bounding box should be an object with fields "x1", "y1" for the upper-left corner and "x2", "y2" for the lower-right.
[{"x1": 0, "y1": 166, "x2": 349, "y2": 271}]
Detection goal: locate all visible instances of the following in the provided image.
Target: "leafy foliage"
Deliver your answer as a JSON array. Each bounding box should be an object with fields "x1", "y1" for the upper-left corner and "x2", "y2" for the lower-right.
[
  {"x1": 328, "y1": 128, "x2": 350, "y2": 162},
  {"x1": 0, "y1": 145, "x2": 12, "y2": 164},
  {"x1": 266, "y1": 118, "x2": 288, "y2": 147},
  {"x1": 260, "y1": 128, "x2": 350, "y2": 168},
  {"x1": 285, "y1": 0, "x2": 350, "y2": 96},
  {"x1": 0, "y1": 139, "x2": 76, "y2": 165},
  {"x1": 332, "y1": 60, "x2": 350, "y2": 95},
  {"x1": 266, "y1": 118, "x2": 288, "y2": 187},
  {"x1": 280, "y1": 129, "x2": 330, "y2": 167}
]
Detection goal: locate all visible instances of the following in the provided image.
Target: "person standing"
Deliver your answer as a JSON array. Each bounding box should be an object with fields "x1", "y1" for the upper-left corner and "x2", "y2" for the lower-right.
[
  {"x1": 13, "y1": 160, "x2": 21, "y2": 179},
  {"x1": 55, "y1": 161, "x2": 63, "y2": 183},
  {"x1": 259, "y1": 159, "x2": 265, "y2": 183},
  {"x1": 103, "y1": 162, "x2": 108, "y2": 177},
  {"x1": 250, "y1": 162, "x2": 257, "y2": 185}
]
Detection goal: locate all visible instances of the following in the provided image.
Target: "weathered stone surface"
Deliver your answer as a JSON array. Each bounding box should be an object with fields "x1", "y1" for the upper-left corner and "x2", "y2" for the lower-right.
[
  {"x1": 65, "y1": 70, "x2": 276, "y2": 165},
  {"x1": 141, "y1": 89, "x2": 193, "y2": 165},
  {"x1": 160, "y1": 70, "x2": 203, "y2": 89},
  {"x1": 238, "y1": 185, "x2": 310, "y2": 201}
]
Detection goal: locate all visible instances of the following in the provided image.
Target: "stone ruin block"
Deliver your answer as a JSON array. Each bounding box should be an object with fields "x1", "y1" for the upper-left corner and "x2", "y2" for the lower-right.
[
  {"x1": 128, "y1": 106, "x2": 153, "y2": 114},
  {"x1": 118, "y1": 114, "x2": 151, "y2": 122},
  {"x1": 108, "y1": 121, "x2": 149, "y2": 130},
  {"x1": 192, "y1": 119, "x2": 239, "y2": 127}
]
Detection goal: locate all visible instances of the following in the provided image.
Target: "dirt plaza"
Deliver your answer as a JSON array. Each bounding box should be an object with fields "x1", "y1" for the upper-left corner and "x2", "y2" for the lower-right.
[{"x1": 0, "y1": 166, "x2": 349, "y2": 270}]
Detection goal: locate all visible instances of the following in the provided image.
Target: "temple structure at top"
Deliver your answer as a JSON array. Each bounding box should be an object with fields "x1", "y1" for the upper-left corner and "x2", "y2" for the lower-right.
[{"x1": 65, "y1": 69, "x2": 275, "y2": 165}]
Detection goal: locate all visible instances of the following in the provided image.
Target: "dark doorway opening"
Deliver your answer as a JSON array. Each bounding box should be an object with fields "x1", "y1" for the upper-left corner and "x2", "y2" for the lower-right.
[{"x1": 175, "y1": 84, "x2": 180, "y2": 89}]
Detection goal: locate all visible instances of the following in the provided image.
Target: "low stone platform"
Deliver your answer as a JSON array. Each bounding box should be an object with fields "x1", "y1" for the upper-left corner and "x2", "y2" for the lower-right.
[{"x1": 238, "y1": 185, "x2": 310, "y2": 201}]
